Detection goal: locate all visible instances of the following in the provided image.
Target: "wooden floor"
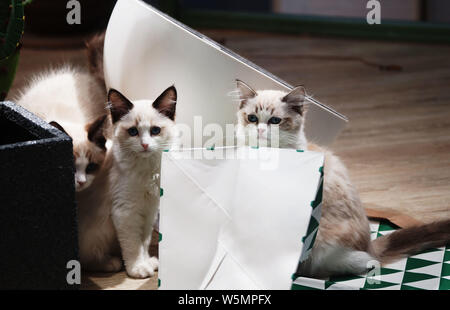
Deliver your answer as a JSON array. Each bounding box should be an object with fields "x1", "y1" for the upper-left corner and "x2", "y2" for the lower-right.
[
  {"x1": 9, "y1": 29, "x2": 450, "y2": 289},
  {"x1": 81, "y1": 271, "x2": 157, "y2": 290}
]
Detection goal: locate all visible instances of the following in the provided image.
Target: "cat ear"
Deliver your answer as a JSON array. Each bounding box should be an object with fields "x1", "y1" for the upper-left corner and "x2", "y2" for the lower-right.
[
  {"x1": 236, "y1": 79, "x2": 256, "y2": 106},
  {"x1": 49, "y1": 121, "x2": 69, "y2": 136},
  {"x1": 87, "y1": 115, "x2": 107, "y2": 151},
  {"x1": 152, "y1": 85, "x2": 177, "y2": 121},
  {"x1": 282, "y1": 86, "x2": 306, "y2": 115},
  {"x1": 108, "y1": 89, "x2": 134, "y2": 123}
]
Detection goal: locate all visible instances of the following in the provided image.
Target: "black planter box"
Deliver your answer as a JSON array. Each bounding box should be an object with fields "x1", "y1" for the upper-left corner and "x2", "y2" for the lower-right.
[{"x1": 0, "y1": 101, "x2": 79, "y2": 289}]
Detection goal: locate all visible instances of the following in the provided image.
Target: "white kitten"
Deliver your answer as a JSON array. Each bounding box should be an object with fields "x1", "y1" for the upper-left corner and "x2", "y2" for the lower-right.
[
  {"x1": 77, "y1": 86, "x2": 179, "y2": 278},
  {"x1": 16, "y1": 67, "x2": 108, "y2": 191}
]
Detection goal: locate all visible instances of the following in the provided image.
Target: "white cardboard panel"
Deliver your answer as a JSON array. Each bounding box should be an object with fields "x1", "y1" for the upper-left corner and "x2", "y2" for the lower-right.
[{"x1": 160, "y1": 147, "x2": 324, "y2": 290}]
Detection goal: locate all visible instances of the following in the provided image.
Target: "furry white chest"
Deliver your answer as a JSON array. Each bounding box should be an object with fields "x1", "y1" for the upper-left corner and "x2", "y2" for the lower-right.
[{"x1": 111, "y1": 153, "x2": 161, "y2": 208}]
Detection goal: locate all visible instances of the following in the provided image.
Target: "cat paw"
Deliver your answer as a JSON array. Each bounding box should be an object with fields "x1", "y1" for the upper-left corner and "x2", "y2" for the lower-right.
[
  {"x1": 126, "y1": 261, "x2": 155, "y2": 279},
  {"x1": 103, "y1": 256, "x2": 123, "y2": 272},
  {"x1": 148, "y1": 256, "x2": 159, "y2": 271}
]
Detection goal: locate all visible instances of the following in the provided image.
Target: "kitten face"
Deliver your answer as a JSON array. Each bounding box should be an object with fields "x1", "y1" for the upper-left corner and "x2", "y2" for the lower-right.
[
  {"x1": 108, "y1": 86, "x2": 178, "y2": 156},
  {"x1": 73, "y1": 141, "x2": 106, "y2": 191},
  {"x1": 50, "y1": 115, "x2": 107, "y2": 191},
  {"x1": 235, "y1": 80, "x2": 306, "y2": 148}
]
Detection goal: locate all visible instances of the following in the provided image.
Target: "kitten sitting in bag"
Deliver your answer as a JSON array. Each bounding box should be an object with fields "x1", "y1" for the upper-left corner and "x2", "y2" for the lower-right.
[
  {"x1": 16, "y1": 67, "x2": 109, "y2": 192},
  {"x1": 235, "y1": 79, "x2": 450, "y2": 278},
  {"x1": 77, "y1": 86, "x2": 179, "y2": 278}
]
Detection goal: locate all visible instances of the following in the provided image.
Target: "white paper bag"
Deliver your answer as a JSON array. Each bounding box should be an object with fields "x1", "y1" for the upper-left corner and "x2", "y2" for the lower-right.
[{"x1": 159, "y1": 147, "x2": 324, "y2": 290}]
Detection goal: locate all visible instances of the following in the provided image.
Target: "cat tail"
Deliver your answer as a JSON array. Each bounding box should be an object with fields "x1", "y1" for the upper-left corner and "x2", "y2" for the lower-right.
[
  {"x1": 371, "y1": 219, "x2": 450, "y2": 264},
  {"x1": 85, "y1": 32, "x2": 106, "y2": 91}
]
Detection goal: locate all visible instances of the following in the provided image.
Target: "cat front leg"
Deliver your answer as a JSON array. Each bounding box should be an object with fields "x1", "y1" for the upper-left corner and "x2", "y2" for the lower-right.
[
  {"x1": 143, "y1": 205, "x2": 159, "y2": 271},
  {"x1": 111, "y1": 204, "x2": 157, "y2": 279},
  {"x1": 143, "y1": 229, "x2": 159, "y2": 273}
]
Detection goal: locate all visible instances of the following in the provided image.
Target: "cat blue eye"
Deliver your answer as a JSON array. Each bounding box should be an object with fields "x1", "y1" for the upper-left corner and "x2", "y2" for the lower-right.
[
  {"x1": 150, "y1": 126, "x2": 161, "y2": 135},
  {"x1": 268, "y1": 117, "x2": 282, "y2": 125},
  {"x1": 248, "y1": 115, "x2": 258, "y2": 123},
  {"x1": 128, "y1": 127, "x2": 139, "y2": 136}
]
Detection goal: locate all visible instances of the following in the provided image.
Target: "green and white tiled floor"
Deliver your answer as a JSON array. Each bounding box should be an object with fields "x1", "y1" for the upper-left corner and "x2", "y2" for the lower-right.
[{"x1": 292, "y1": 220, "x2": 450, "y2": 290}]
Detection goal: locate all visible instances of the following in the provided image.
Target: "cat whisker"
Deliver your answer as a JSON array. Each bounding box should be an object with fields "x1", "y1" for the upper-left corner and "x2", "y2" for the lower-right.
[{"x1": 227, "y1": 90, "x2": 241, "y2": 97}]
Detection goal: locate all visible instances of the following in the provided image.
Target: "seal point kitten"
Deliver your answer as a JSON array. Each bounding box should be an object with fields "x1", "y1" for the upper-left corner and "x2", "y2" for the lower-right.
[
  {"x1": 236, "y1": 79, "x2": 307, "y2": 149},
  {"x1": 235, "y1": 79, "x2": 450, "y2": 278},
  {"x1": 16, "y1": 66, "x2": 109, "y2": 191},
  {"x1": 78, "y1": 86, "x2": 179, "y2": 278}
]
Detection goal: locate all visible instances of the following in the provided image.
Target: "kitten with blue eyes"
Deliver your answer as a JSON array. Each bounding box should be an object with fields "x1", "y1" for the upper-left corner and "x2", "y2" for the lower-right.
[
  {"x1": 77, "y1": 86, "x2": 178, "y2": 278},
  {"x1": 235, "y1": 80, "x2": 450, "y2": 278},
  {"x1": 236, "y1": 80, "x2": 307, "y2": 149}
]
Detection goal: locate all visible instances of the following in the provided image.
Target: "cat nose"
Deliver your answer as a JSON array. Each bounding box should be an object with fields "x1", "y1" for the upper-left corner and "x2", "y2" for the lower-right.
[
  {"x1": 141, "y1": 143, "x2": 149, "y2": 150},
  {"x1": 77, "y1": 180, "x2": 85, "y2": 186},
  {"x1": 258, "y1": 128, "x2": 266, "y2": 135}
]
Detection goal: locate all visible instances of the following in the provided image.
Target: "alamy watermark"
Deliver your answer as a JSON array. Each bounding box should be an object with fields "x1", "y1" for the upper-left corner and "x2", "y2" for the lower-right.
[
  {"x1": 66, "y1": 259, "x2": 81, "y2": 285},
  {"x1": 164, "y1": 117, "x2": 283, "y2": 170},
  {"x1": 366, "y1": 259, "x2": 381, "y2": 285},
  {"x1": 67, "y1": 1, "x2": 381, "y2": 26},
  {"x1": 66, "y1": 0, "x2": 81, "y2": 25},
  {"x1": 366, "y1": 0, "x2": 381, "y2": 25}
]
